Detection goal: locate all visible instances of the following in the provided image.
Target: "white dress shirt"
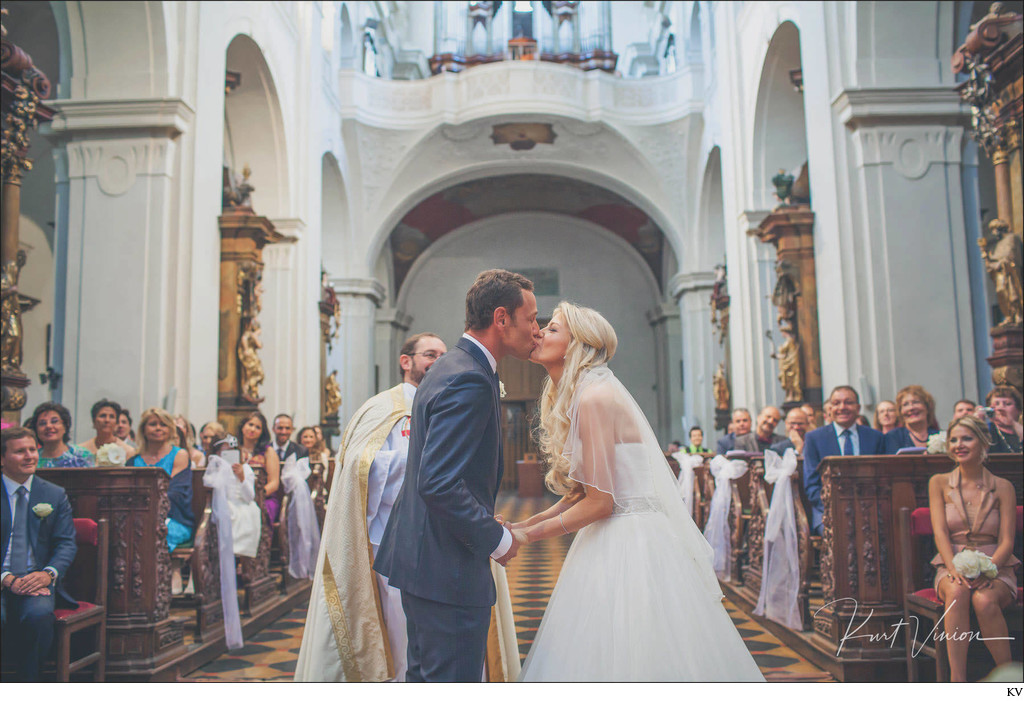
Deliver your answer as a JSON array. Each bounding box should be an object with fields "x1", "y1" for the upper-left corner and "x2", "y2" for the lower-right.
[
  {"x1": 832, "y1": 422, "x2": 861, "y2": 456},
  {"x1": 461, "y1": 334, "x2": 513, "y2": 560},
  {"x1": 2, "y1": 473, "x2": 59, "y2": 583}
]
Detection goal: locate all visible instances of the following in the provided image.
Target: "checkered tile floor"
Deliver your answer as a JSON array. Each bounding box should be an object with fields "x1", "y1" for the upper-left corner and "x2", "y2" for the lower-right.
[{"x1": 187, "y1": 493, "x2": 833, "y2": 681}]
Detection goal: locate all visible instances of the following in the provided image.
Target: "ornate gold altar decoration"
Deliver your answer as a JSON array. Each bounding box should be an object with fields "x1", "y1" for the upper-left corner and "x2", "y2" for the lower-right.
[
  {"x1": 1, "y1": 8, "x2": 54, "y2": 418},
  {"x1": 319, "y1": 271, "x2": 341, "y2": 351},
  {"x1": 236, "y1": 261, "x2": 265, "y2": 405},
  {"x1": 954, "y1": 2, "x2": 1023, "y2": 393},
  {"x1": 712, "y1": 362, "x2": 730, "y2": 412},
  {"x1": 323, "y1": 370, "x2": 342, "y2": 418},
  {"x1": 771, "y1": 259, "x2": 803, "y2": 404},
  {"x1": 709, "y1": 264, "x2": 730, "y2": 345}
]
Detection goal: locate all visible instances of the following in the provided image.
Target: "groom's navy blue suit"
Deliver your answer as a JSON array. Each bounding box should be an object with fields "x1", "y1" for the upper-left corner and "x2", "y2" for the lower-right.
[{"x1": 374, "y1": 337, "x2": 506, "y2": 681}]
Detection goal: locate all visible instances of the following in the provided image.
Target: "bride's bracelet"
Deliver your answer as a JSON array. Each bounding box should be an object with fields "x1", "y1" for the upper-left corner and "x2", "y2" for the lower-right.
[{"x1": 559, "y1": 513, "x2": 570, "y2": 535}]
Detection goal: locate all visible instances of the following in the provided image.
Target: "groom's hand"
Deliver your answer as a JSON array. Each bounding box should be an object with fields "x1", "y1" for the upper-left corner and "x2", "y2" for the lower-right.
[{"x1": 496, "y1": 529, "x2": 527, "y2": 567}]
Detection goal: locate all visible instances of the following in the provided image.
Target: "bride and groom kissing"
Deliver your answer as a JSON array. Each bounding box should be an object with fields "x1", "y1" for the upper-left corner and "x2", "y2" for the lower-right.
[{"x1": 373, "y1": 269, "x2": 764, "y2": 682}]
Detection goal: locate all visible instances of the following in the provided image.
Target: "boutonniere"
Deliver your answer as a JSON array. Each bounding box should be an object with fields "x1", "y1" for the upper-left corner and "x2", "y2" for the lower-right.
[
  {"x1": 32, "y1": 503, "x2": 53, "y2": 518},
  {"x1": 499, "y1": 381, "x2": 506, "y2": 399}
]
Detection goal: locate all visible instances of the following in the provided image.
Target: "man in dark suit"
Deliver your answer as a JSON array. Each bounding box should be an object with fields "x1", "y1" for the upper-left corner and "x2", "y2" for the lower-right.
[
  {"x1": 735, "y1": 406, "x2": 784, "y2": 452},
  {"x1": 374, "y1": 269, "x2": 540, "y2": 682},
  {"x1": 802, "y1": 386, "x2": 885, "y2": 535},
  {"x1": 1, "y1": 426, "x2": 77, "y2": 682},
  {"x1": 770, "y1": 407, "x2": 810, "y2": 455},
  {"x1": 271, "y1": 414, "x2": 308, "y2": 462},
  {"x1": 715, "y1": 408, "x2": 752, "y2": 454}
]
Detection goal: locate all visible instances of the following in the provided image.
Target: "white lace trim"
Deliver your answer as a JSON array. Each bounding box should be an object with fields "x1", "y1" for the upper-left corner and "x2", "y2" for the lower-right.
[{"x1": 612, "y1": 496, "x2": 662, "y2": 515}]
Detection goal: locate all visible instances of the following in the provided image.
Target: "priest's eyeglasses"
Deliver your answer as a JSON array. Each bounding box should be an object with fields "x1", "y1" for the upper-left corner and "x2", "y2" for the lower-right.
[{"x1": 409, "y1": 351, "x2": 444, "y2": 360}]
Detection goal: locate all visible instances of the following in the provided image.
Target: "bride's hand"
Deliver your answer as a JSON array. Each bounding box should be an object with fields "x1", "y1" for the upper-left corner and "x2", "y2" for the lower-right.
[{"x1": 494, "y1": 514, "x2": 506, "y2": 526}]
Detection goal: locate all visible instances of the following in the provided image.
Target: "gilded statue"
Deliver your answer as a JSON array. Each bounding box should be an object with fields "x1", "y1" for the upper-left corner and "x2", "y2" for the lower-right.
[
  {"x1": 773, "y1": 330, "x2": 803, "y2": 404},
  {"x1": 979, "y1": 219, "x2": 1023, "y2": 327},
  {"x1": 0, "y1": 259, "x2": 23, "y2": 371},
  {"x1": 238, "y1": 319, "x2": 265, "y2": 403},
  {"x1": 710, "y1": 264, "x2": 730, "y2": 345},
  {"x1": 712, "y1": 362, "x2": 730, "y2": 411},
  {"x1": 323, "y1": 370, "x2": 342, "y2": 418}
]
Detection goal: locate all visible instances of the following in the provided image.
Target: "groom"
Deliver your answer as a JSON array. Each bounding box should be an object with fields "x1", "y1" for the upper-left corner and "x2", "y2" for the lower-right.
[{"x1": 374, "y1": 269, "x2": 540, "y2": 681}]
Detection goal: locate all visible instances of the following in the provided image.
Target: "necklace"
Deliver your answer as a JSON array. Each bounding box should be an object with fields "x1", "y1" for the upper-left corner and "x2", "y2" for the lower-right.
[{"x1": 908, "y1": 427, "x2": 929, "y2": 444}]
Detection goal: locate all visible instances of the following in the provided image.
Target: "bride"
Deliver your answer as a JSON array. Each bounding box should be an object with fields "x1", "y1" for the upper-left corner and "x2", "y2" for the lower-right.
[{"x1": 510, "y1": 302, "x2": 764, "y2": 682}]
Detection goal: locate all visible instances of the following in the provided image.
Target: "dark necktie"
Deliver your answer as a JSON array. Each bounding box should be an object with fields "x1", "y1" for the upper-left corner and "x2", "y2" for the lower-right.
[
  {"x1": 10, "y1": 486, "x2": 30, "y2": 576},
  {"x1": 841, "y1": 429, "x2": 854, "y2": 457},
  {"x1": 278, "y1": 444, "x2": 286, "y2": 460}
]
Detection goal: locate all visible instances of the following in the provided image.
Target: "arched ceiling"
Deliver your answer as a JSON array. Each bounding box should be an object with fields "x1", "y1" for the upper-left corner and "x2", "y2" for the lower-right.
[{"x1": 389, "y1": 174, "x2": 666, "y2": 295}]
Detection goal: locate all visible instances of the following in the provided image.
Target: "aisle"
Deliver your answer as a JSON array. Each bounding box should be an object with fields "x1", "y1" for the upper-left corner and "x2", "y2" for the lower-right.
[{"x1": 185, "y1": 492, "x2": 833, "y2": 681}]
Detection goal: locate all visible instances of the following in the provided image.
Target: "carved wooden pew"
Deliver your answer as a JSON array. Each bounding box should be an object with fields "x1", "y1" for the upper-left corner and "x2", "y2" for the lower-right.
[
  {"x1": 171, "y1": 468, "x2": 223, "y2": 641},
  {"x1": 726, "y1": 455, "x2": 756, "y2": 583},
  {"x1": 239, "y1": 467, "x2": 277, "y2": 615},
  {"x1": 38, "y1": 467, "x2": 187, "y2": 680},
  {"x1": 693, "y1": 460, "x2": 713, "y2": 530}
]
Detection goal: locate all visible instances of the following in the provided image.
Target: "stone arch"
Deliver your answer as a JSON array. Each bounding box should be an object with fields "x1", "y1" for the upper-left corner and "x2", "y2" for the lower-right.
[
  {"x1": 687, "y1": 2, "x2": 702, "y2": 62},
  {"x1": 751, "y1": 20, "x2": 808, "y2": 211},
  {"x1": 321, "y1": 152, "x2": 349, "y2": 277},
  {"x1": 339, "y1": 3, "x2": 356, "y2": 67},
  {"x1": 695, "y1": 146, "x2": 726, "y2": 272},
  {"x1": 224, "y1": 34, "x2": 291, "y2": 219}
]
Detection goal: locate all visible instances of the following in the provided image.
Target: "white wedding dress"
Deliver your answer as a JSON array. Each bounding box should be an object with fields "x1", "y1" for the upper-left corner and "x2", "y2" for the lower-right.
[{"x1": 518, "y1": 368, "x2": 764, "y2": 682}]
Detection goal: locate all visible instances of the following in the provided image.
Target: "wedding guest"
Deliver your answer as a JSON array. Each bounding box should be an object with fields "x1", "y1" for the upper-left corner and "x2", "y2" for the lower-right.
[
  {"x1": 735, "y1": 406, "x2": 784, "y2": 452},
  {"x1": 207, "y1": 435, "x2": 260, "y2": 558},
  {"x1": 199, "y1": 421, "x2": 227, "y2": 456},
  {"x1": 873, "y1": 400, "x2": 899, "y2": 434},
  {"x1": 25, "y1": 402, "x2": 93, "y2": 467},
  {"x1": 884, "y1": 385, "x2": 941, "y2": 453},
  {"x1": 127, "y1": 408, "x2": 194, "y2": 551},
  {"x1": 800, "y1": 403, "x2": 818, "y2": 431},
  {"x1": 78, "y1": 399, "x2": 136, "y2": 460},
  {"x1": 297, "y1": 426, "x2": 330, "y2": 466},
  {"x1": 237, "y1": 412, "x2": 282, "y2": 523},
  {"x1": 952, "y1": 399, "x2": 977, "y2": 421},
  {"x1": 683, "y1": 426, "x2": 706, "y2": 454},
  {"x1": 928, "y1": 415, "x2": 1018, "y2": 683},
  {"x1": 715, "y1": 409, "x2": 752, "y2": 454},
  {"x1": 803, "y1": 386, "x2": 885, "y2": 535},
  {"x1": 116, "y1": 408, "x2": 137, "y2": 449},
  {"x1": 665, "y1": 440, "x2": 682, "y2": 454},
  {"x1": 770, "y1": 408, "x2": 809, "y2": 455},
  {"x1": 856, "y1": 415, "x2": 870, "y2": 427},
  {"x1": 976, "y1": 386, "x2": 1023, "y2": 454},
  {"x1": 0, "y1": 427, "x2": 78, "y2": 682},
  {"x1": 174, "y1": 415, "x2": 205, "y2": 467},
  {"x1": 271, "y1": 414, "x2": 307, "y2": 463}
]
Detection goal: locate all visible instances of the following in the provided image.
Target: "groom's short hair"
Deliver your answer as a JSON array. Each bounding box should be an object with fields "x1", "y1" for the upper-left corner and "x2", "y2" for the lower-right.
[{"x1": 464, "y1": 269, "x2": 534, "y2": 331}]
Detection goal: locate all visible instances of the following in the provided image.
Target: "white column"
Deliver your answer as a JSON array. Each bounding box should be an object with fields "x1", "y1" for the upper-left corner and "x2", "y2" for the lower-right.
[
  {"x1": 646, "y1": 302, "x2": 683, "y2": 444},
  {"x1": 329, "y1": 277, "x2": 385, "y2": 429},
  {"x1": 671, "y1": 271, "x2": 723, "y2": 437},
  {"x1": 728, "y1": 209, "x2": 772, "y2": 414},
  {"x1": 375, "y1": 307, "x2": 414, "y2": 390}
]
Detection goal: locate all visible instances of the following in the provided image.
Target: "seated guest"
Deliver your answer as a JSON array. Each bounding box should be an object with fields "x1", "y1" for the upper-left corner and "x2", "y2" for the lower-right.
[
  {"x1": 78, "y1": 398, "x2": 136, "y2": 461},
  {"x1": 873, "y1": 400, "x2": 899, "y2": 434},
  {"x1": 25, "y1": 402, "x2": 93, "y2": 467},
  {"x1": 683, "y1": 426, "x2": 707, "y2": 454},
  {"x1": 237, "y1": 412, "x2": 282, "y2": 523},
  {"x1": 928, "y1": 415, "x2": 1018, "y2": 683},
  {"x1": 800, "y1": 403, "x2": 818, "y2": 431},
  {"x1": 735, "y1": 406, "x2": 784, "y2": 452},
  {"x1": 715, "y1": 408, "x2": 752, "y2": 454},
  {"x1": 770, "y1": 408, "x2": 809, "y2": 455},
  {"x1": 803, "y1": 386, "x2": 885, "y2": 535},
  {"x1": 297, "y1": 426, "x2": 330, "y2": 466},
  {"x1": 952, "y1": 399, "x2": 977, "y2": 421},
  {"x1": 0, "y1": 427, "x2": 78, "y2": 682},
  {"x1": 856, "y1": 414, "x2": 871, "y2": 427},
  {"x1": 116, "y1": 408, "x2": 136, "y2": 450},
  {"x1": 665, "y1": 440, "x2": 682, "y2": 454},
  {"x1": 199, "y1": 421, "x2": 227, "y2": 456},
  {"x1": 976, "y1": 385, "x2": 1023, "y2": 454},
  {"x1": 173, "y1": 415, "x2": 205, "y2": 467},
  {"x1": 128, "y1": 408, "x2": 194, "y2": 551},
  {"x1": 207, "y1": 436, "x2": 261, "y2": 558},
  {"x1": 884, "y1": 384, "x2": 941, "y2": 453},
  {"x1": 271, "y1": 413, "x2": 308, "y2": 462}
]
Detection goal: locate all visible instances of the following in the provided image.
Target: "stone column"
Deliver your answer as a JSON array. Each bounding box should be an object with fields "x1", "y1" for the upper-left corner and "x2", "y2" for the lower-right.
[
  {"x1": 647, "y1": 301, "x2": 683, "y2": 443},
  {"x1": 375, "y1": 306, "x2": 413, "y2": 389},
  {"x1": 670, "y1": 271, "x2": 719, "y2": 434},
  {"x1": 329, "y1": 277, "x2": 385, "y2": 432}
]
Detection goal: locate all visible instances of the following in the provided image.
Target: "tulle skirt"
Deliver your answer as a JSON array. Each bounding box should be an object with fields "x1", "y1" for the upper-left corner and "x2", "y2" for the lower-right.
[{"x1": 519, "y1": 511, "x2": 765, "y2": 682}]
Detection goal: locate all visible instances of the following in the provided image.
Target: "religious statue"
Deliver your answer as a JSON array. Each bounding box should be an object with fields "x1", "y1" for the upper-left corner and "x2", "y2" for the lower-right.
[
  {"x1": 712, "y1": 362, "x2": 730, "y2": 411},
  {"x1": 771, "y1": 259, "x2": 800, "y2": 334},
  {"x1": 771, "y1": 169, "x2": 794, "y2": 204},
  {"x1": 0, "y1": 258, "x2": 22, "y2": 371},
  {"x1": 238, "y1": 319, "x2": 265, "y2": 403},
  {"x1": 323, "y1": 370, "x2": 342, "y2": 418},
  {"x1": 773, "y1": 330, "x2": 803, "y2": 404},
  {"x1": 979, "y1": 218, "x2": 1023, "y2": 327},
  {"x1": 710, "y1": 264, "x2": 730, "y2": 345},
  {"x1": 222, "y1": 164, "x2": 255, "y2": 210}
]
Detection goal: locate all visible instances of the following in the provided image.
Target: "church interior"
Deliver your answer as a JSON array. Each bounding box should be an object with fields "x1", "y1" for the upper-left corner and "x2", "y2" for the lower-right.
[{"x1": 1, "y1": 0, "x2": 1022, "y2": 685}]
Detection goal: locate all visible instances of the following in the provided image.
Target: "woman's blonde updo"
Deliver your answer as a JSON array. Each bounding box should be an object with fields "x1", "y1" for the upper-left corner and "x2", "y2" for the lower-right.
[
  {"x1": 945, "y1": 414, "x2": 991, "y2": 465},
  {"x1": 535, "y1": 302, "x2": 618, "y2": 496}
]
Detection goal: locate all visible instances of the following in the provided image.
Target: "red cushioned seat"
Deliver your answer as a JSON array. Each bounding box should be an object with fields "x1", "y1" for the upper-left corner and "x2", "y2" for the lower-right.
[
  {"x1": 1018, "y1": 587, "x2": 1023, "y2": 606},
  {"x1": 72, "y1": 518, "x2": 98, "y2": 546},
  {"x1": 53, "y1": 601, "x2": 100, "y2": 621},
  {"x1": 910, "y1": 507, "x2": 932, "y2": 536},
  {"x1": 909, "y1": 588, "x2": 941, "y2": 605}
]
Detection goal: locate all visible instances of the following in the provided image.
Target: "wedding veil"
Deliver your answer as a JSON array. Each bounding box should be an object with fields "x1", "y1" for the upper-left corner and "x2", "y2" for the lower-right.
[{"x1": 560, "y1": 366, "x2": 723, "y2": 602}]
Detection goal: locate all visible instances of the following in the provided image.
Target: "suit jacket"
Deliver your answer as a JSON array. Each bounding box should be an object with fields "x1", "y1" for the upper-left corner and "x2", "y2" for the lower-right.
[
  {"x1": 273, "y1": 440, "x2": 308, "y2": 462},
  {"x1": 735, "y1": 431, "x2": 784, "y2": 453},
  {"x1": 1, "y1": 474, "x2": 78, "y2": 608},
  {"x1": 714, "y1": 433, "x2": 736, "y2": 455},
  {"x1": 373, "y1": 337, "x2": 506, "y2": 608},
  {"x1": 802, "y1": 424, "x2": 885, "y2": 532}
]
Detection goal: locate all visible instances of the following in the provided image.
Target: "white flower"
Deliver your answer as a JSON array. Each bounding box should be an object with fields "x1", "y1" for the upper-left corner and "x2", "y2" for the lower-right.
[
  {"x1": 952, "y1": 549, "x2": 997, "y2": 579},
  {"x1": 96, "y1": 443, "x2": 127, "y2": 466},
  {"x1": 32, "y1": 503, "x2": 53, "y2": 518},
  {"x1": 925, "y1": 433, "x2": 946, "y2": 454},
  {"x1": 499, "y1": 380, "x2": 506, "y2": 399}
]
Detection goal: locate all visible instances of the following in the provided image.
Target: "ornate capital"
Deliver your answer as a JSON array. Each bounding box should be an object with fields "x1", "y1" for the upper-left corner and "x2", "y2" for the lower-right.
[
  {"x1": 330, "y1": 277, "x2": 387, "y2": 307},
  {"x1": 668, "y1": 270, "x2": 715, "y2": 300}
]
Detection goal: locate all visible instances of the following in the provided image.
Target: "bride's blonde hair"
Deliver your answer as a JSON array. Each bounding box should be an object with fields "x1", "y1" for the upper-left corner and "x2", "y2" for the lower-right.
[{"x1": 536, "y1": 302, "x2": 618, "y2": 496}]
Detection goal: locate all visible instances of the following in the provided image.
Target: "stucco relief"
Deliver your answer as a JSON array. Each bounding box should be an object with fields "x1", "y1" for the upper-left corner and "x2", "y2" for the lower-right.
[
  {"x1": 853, "y1": 127, "x2": 964, "y2": 180},
  {"x1": 355, "y1": 123, "x2": 424, "y2": 211},
  {"x1": 619, "y1": 121, "x2": 690, "y2": 200},
  {"x1": 65, "y1": 139, "x2": 174, "y2": 196}
]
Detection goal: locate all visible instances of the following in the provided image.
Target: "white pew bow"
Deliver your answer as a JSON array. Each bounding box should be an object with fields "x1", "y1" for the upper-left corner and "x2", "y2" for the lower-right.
[
  {"x1": 702, "y1": 455, "x2": 748, "y2": 581},
  {"x1": 753, "y1": 448, "x2": 802, "y2": 630},
  {"x1": 203, "y1": 455, "x2": 245, "y2": 649},
  {"x1": 674, "y1": 452, "x2": 706, "y2": 519},
  {"x1": 281, "y1": 455, "x2": 322, "y2": 580}
]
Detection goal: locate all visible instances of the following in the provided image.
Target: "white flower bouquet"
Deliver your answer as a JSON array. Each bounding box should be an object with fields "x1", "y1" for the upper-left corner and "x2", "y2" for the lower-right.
[
  {"x1": 96, "y1": 443, "x2": 127, "y2": 466},
  {"x1": 925, "y1": 433, "x2": 946, "y2": 454},
  {"x1": 952, "y1": 549, "x2": 999, "y2": 580}
]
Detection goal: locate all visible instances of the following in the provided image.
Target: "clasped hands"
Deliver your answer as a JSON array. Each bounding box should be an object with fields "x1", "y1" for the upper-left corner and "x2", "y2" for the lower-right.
[
  {"x1": 3, "y1": 571, "x2": 52, "y2": 596},
  {"x1": 946, "y1": 571, "x2": 996, "y2": 591},
  {"x1": 493, "y1": 514, "x2": 528, "y2": 567}
]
